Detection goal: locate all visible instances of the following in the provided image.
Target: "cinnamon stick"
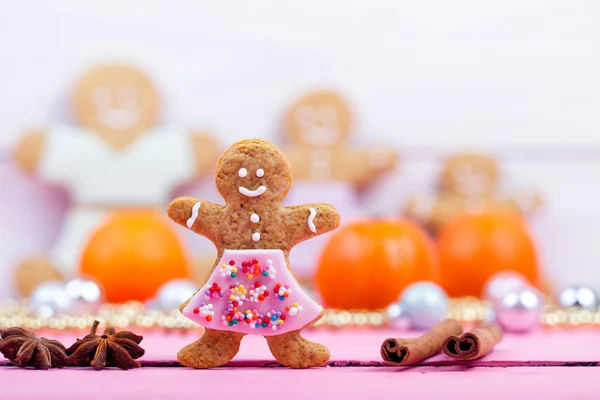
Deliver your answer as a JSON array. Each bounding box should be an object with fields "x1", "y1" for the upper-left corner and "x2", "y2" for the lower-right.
[
  {"x1": 442, "y1": 323, "x2": 503, "y2": 361},
  {"x1": 381, "y1": 319, "x2": 463, "y2": 365}
]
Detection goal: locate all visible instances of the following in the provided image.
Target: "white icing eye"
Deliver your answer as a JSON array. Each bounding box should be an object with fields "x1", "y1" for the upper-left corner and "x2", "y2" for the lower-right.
[
  {"x1": 238, "y1": 168, "x2": 247, "y2": 178},
  {"x1": 256, "y1": 168, "x2": 264, "y2": 177}
]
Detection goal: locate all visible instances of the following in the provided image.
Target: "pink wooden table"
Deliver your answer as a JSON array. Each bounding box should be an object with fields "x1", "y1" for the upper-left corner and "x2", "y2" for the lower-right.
[{"x1": 2, "y1": 327, "x2": 600, "y2": 399}]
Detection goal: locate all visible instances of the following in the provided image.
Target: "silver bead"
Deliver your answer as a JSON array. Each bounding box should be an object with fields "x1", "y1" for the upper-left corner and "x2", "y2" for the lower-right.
[
  {"x1": 150, "y1": 279, "x2": 198, "y2": 311},
  {"x1": 494, "y1": 287, "x2": 543, "y2": 332},
  {"x1": 398, "y1": 281, "x2": 449, "y2": 330},
  {"x1": 29, "y1": 281, "x2": 73, "y2": 318},
  {"x1": 558, "y1": 286, "x2": 598, "y2": 310},
  {"x1": 64, "y1": 277, "x2": 104, "y2": 315},
  {"x1": 483, "y1": 271, "x2": 528, "y2": 303}
]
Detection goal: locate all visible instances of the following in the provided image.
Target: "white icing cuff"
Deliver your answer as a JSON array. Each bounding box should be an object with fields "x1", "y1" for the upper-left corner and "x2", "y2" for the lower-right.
[
  {"x1": 308, "y1": 207, "x2": 317, "y2": 233},
  {"x1": 187, "y1": 202, "x2": 201, "y2": 228}
]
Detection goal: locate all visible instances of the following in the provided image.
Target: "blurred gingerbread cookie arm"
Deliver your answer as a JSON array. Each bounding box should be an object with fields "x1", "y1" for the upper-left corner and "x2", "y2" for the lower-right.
[
  {"x1": 13, "y1": 128, "x2": 46, "y2": 174},
  {"x1": 283, "y1": 203, "x2": 340, "y2": 247},
  {"x1": 509, "y1": 190, "x2": 544, "y2": 216},
  {"x1": 190, "y1": 131, "x2": 220, "y2": 176},
  {"x1": 404, "y1": 194, "x2": 436, "y2": 225},
  {"x1": 167, "y1": 196, "x2": 224, "y2": 244},
  {"x1": 336, "y1": 147, "x2": 398, "y2": 186}
]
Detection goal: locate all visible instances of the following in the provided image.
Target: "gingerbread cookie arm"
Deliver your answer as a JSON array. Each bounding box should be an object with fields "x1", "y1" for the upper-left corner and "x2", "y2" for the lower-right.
[
  {"x1": 284, "y1": 203, "x2": 340, "y2": 247},
  {"x1": 167, "y1": 196, "x2": 224, "y2": 243},
  {"x1": 508, "y1": 190, "x2": 543, "y2": 215},
  {"x1": 404, "y1": 195, "x2": 436, "y2": 223},
  {"x1": 13, "y1": 129, "x2": 46, "y2": 174},
  {"x1": 337, "y1": 147, "x2": 398, "y2": 186}
]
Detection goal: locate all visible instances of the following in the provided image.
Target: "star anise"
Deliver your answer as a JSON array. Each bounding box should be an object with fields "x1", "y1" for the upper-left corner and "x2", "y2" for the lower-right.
[
  {"x1": 0, "y1": 327, "x2": 68, "y2": 369},
  {"x1": 66, "y1": 320, "x2": 145, "y2": 370}
]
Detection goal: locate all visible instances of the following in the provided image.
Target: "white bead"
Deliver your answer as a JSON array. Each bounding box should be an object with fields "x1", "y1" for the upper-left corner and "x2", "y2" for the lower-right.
[
  {"x1": 256, "y1": 168, "x2": 264, "y2": 177},
  {"x1": 238, "y1": 168, "x2": 247, "y2": 177},
  {"x1": 250, "y1": 213, "x2": 260, "y2": 223},
  {"x1": 252, "y1": 232, "x2": 261, "y2": 241}
]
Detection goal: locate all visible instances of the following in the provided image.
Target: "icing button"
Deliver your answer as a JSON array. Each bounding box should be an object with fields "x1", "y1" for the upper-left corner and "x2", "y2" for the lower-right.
[
  {"x1": 252, "y1": 232, "x2": 261, "y2": 242},
  {"x1": 250, "y1": 213, "x2": 260, "y2": 223}
]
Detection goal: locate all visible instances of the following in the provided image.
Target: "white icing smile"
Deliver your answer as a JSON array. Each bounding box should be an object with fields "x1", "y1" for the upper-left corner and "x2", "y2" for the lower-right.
[
  {"x1": 92, "y1": 86, "x2": 141, "y2": 130},
  {"x1": 98, "y1": 108, "x2": 140, "y2": 130},
  {"x1": 239, "y1": 186, "x2": 267, "y2": 197}
]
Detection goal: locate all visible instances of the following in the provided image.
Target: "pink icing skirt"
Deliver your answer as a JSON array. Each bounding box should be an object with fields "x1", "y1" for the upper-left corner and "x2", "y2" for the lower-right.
[{"x1": 182, "y1": 249, "x2": 323, "y2": 336}]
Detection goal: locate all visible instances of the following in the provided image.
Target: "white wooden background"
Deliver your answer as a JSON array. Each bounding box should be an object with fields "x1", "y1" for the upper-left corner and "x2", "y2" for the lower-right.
[{"x1": 1, "y1": 0, "x2": 600, "y2": 297}]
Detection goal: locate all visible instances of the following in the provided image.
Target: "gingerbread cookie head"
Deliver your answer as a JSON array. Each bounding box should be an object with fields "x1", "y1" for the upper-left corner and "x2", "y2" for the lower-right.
[
  {"x1": 440, "y1": 153, "x2": 500, "y2": 197},
  {"x1": 215, "y1": 139, "x2": 292, "y2": 204},
  {"x1": 72, "y1": 63, "x2": 159, "y2": 150},
  {"x1": 283, "y1": 90, "x2": 352, "y2": 149}
]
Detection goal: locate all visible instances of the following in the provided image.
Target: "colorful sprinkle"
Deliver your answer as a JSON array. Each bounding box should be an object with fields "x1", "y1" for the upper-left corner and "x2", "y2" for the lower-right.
[
  {"x1": 273, "y1": 284, "x2": 291, "y2": 301},
  {"x1": 203, "y1": 282, "x2": 223, "y2": 300},
  {"x1": 288, "y1": 302, "x2": 303, "y2": 317}
]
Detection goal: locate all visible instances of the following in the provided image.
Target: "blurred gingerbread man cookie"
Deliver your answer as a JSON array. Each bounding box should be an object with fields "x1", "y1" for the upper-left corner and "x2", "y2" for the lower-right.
[
  {"x1": 12, "y1": 63, "x2": 219, "y2": 292},
  {"x1": 281, "y1": 90, "x2": 398, "y2": 280},
  {"x1": 168, "y1": 139, "x2": 340, "y2": 368},
  {"x1": 405, "y1": 152, "x2": 542, "y2": 232},
  {"x1": 282, "y1": 90, "x2": 397, "y2": 185}
]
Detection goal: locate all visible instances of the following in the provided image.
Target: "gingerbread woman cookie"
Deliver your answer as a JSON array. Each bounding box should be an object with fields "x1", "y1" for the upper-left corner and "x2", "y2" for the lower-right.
[
  {"x1": 167, "y1": 139, "x2": 340, "y2": 368},
  {"x1": 405, "y1": 152, "x2": 542, "y2": 232},
  {"x1": 12, "y1": 63, "x2": 219, "y2": 290}
]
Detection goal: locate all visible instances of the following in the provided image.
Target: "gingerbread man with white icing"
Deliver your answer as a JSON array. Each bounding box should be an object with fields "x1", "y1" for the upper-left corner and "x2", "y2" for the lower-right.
[
  {"x1": 283, "y1": 89, "x2": 397, "y2": 184},
  {"x1": 12, "y1": 63, "x2": 219, "y2": 293},
  {"x1": 404, "y1": 152, "x2": 542, "y2": 232},
  {"x1": 167, "y1": 139, "x2": 340, "y2": 369}
]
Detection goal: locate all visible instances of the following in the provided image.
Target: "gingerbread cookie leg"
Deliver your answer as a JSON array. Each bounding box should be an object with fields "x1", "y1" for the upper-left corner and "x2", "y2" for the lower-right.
[
  {"x1": 177, "y1": 328, "x2": 245, "y2": 369},
  {"x1": 265, "y1": 329, "x2": 330, "y2": 368},
  {"x1": 13, "y1": 257, "x2": 64, "y2": 297}
]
